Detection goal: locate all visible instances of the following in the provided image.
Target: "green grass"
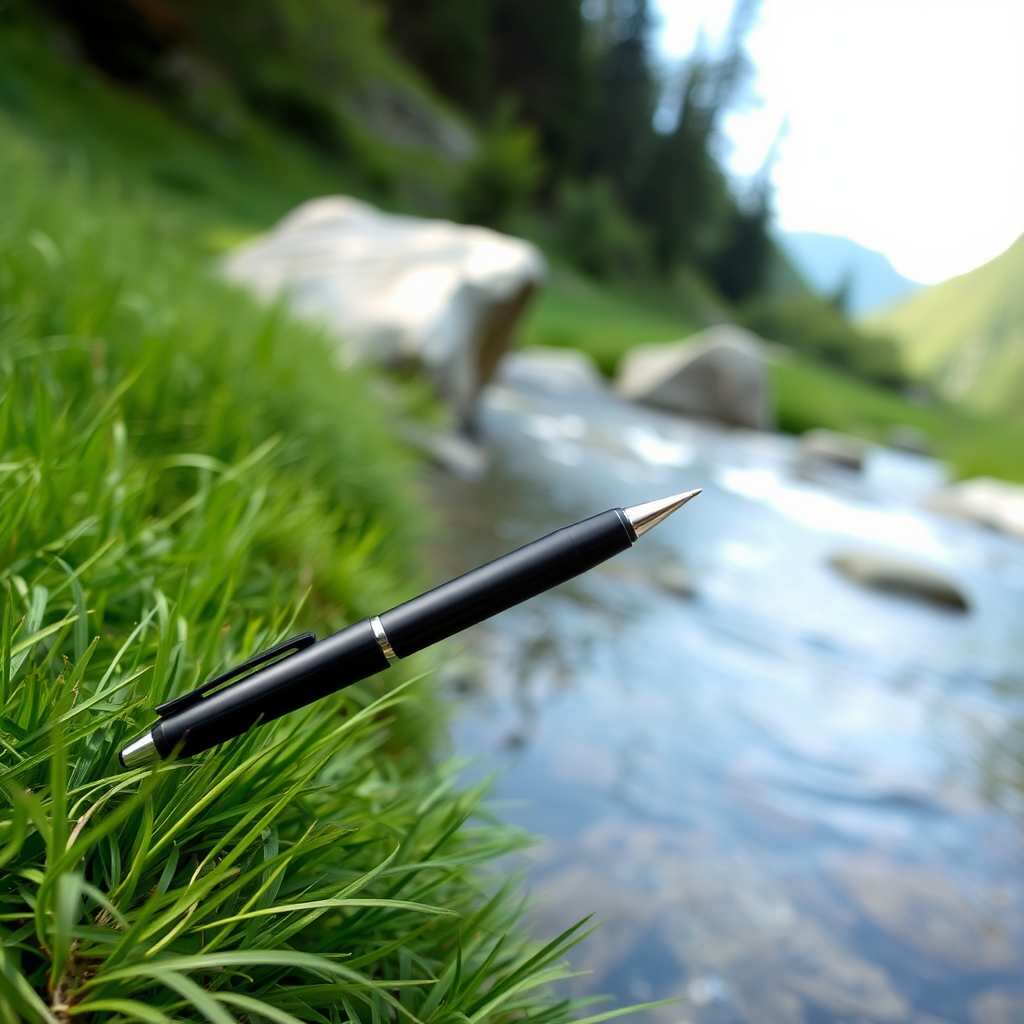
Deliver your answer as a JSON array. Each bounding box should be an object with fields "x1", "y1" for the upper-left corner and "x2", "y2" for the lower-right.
[
  {"x1": 771, "y1": 354, "x2": 1024, "y2": 483},
  {"x1": 0, "y1": 18, "x2": 459, "y2": 243},
  {"x1": 0, "y1": 119, "x2": 671, "y2": 1023},
  {"x1": 519, "y1": 270, "x2": 701, "y2": 376},
  {"x1": 870, "y1": 232, "x2": 1024, "y2": 416},
  {"x1": 0, "y1": 26, "x2": 666, "y2": 1021}
]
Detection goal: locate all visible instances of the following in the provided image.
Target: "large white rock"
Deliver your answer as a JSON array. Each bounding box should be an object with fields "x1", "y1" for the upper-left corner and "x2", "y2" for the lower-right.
[
  {"x1": 223, "y1": 196, "x2": 546, "y2": 425},
  {"x1": 925, "y1": 477, "x2": 1024, "y2": 540},
  {"x1": 615, "y1": 324, "x2": 774, "y2": 430}
]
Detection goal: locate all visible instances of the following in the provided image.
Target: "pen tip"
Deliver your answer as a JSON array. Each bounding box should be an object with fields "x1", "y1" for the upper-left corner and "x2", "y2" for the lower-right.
[{"x1": 623, "y1": 488, "x2": 701, "y2": 538}]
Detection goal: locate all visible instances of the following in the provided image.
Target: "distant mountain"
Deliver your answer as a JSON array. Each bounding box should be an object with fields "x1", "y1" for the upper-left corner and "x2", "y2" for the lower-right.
[
  {"x1": 775, "y1": 231, "x2": 924, "y2": 317},
  {"x1": 870, "y1": 232, "x2": 1024, "y2": 416}
]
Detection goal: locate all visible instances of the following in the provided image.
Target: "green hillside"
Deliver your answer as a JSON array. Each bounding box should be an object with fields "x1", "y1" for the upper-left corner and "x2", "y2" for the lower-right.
[{"x1": 871, "y1": 233, "x2": 1024, "y2": 416}]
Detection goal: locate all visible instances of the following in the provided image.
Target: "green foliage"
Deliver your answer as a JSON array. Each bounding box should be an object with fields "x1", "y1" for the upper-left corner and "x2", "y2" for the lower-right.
[
  {"x1": 382, "y1": 0, "x2": 492, "y2": 115},
  {"x1": 558, "y1": 180, "x2": 650, "y2": 282},
  {"x1": 638, "y1": 66, "x2": 730, "y2": 274},
  {"x1": 607, "y1": 0, "x2": 764, "y2": 298},
  {"x1": 179, "y1": 0, "x2": 395, "y2": 94},
  {"x1": 454, "y1": 108, "x2": 544, "y2": 229},
  {"x1": 24, "y1": 0, "x2": 778, "y2": 294},
  {"x1": 378, "y1": 0, "x2": 775, "y2": 293},
  {"x1": 0, "y1": 18, "x2": 444, "y2": 231},
  {"x1": 583, "y1": 0, "x2": 656, "y2": 206},
  {"x1": 173, "y1": 0, "x2": 422, "y2": 197},
  {"x1": 701, "y1": 183, "x2": 772, "y2": 304},
  {"x1": 0, "y1": 124, "x2": 659, "y2": 1022},
  {"x1": 11, "y1": 0, "x2": 461, "y2": 215},
  {"x1": 740, "y1": 293, "x2": 907, "y2": 388},
  {"x1": 490, "y1": 0, "x2": 592, "y2": 180}
]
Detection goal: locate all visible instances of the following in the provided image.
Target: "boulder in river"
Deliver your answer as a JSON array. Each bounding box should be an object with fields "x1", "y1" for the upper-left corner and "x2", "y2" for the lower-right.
[
  {"x1": 223, "y1": 196, "x2": 546, "y2": 427},
  {"x1": 800, "y1": 429, "x2": 868, "y2": 472},
  {"x1": 924, "y1": 477, "x2": 1024, "y2": 541},
  {"x1": 615, "y1": 324, "x2": 774, "y2": 430},
  {"x1": 829, "y1": 550, "x2": 968, "y2": 610}
]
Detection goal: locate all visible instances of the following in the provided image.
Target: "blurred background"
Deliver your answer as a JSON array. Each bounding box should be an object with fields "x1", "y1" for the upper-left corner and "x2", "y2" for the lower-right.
[{"x1": 2, "y1": 0, "x2": 1022, "y2": 1020}]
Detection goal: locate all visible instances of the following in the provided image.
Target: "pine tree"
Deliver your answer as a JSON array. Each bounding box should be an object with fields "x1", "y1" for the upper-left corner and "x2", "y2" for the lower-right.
[
  {"x1": 490, "y1": 0, "x2": 592, "y2": 181},
  {"x1": 585, "y1": 0, "x2": 657, "y2": 212}
]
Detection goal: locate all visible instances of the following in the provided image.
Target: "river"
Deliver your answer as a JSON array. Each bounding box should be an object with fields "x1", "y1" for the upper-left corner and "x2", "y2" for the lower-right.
[{"x1": 424, "y1": 356, "x2": 1024, "y2": 1024}]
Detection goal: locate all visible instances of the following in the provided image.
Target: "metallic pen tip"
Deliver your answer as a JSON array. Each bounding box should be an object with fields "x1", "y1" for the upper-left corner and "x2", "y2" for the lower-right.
[{"x1": 623, "y1": 488, "x2": 701, "y2": 538}]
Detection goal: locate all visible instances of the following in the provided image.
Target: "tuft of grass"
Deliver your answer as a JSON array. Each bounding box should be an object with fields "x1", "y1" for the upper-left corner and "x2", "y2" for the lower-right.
[{"x1": 0, "y1": 120, "x2": 662, "y2": 1024}]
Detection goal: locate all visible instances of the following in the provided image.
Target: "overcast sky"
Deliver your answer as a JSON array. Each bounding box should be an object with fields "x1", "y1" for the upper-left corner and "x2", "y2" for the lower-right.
[{"x1": 651, "y1": 0, "x2": 1024, "y2": 284}]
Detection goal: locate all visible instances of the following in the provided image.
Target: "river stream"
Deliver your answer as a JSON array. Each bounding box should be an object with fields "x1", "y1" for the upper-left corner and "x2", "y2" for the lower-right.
[{"x1": 424, "y1": 359, "x2": 1024, "y2": 1024}]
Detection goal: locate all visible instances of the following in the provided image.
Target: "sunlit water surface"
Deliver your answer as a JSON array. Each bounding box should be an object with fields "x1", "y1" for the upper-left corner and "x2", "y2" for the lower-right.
[{"x1": 423, "y1": 365, "x2": 1024, "y2": 1024}]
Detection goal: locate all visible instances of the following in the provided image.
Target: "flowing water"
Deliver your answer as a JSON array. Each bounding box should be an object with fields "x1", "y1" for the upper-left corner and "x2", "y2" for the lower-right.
[{"x1": 424, "y1": 360, "x2": 1024, "y2": 1024}]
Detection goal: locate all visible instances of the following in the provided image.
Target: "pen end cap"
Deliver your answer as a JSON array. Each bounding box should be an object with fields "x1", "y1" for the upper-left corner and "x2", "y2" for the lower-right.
[{"x1": 119, "y1": 731, "x2": 161, "y2": 769}]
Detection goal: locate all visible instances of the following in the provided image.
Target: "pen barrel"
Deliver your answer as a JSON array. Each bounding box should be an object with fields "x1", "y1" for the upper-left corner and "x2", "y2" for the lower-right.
[
  {"x1": 151, "y1": 619, "x2": 389, "y2": 760},
  {"x1": 147, "y1": 508, "x2": 633, "y2": 762},
  {"x1": 379, "y1": 508, "x2": 635, "y2": 658}
]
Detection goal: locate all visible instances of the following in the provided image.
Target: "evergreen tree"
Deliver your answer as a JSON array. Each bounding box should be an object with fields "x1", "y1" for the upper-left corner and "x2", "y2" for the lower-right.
[
  {"x1": 381, "y1": 0, "x2": 492, "y2": 115},
  {"x1": 706, "y1": 177, "x2": 773, "y2": 301},
  {"x1": 584, "y1": 0, "x2": 657, "y2": 211},
  {"x1": 640, "y1": 56, "x2": 726, "y2": 272},
  {"x1": 638, "y1": 0, "x2": 767, "y2": 287},
  {"x1": 490, "y1": 0, "x2": 592, "y2": 180}
]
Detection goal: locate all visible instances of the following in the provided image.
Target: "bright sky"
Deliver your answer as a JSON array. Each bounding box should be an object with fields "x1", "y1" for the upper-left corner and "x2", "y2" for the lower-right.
[{"x1": 651, "y1": 0, "x2": 1024, "y2": 284}]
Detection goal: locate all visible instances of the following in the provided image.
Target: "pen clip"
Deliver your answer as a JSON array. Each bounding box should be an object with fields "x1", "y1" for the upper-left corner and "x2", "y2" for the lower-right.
[{"x1": 155, "y1": 632, "x2": 317, "y2": 718}]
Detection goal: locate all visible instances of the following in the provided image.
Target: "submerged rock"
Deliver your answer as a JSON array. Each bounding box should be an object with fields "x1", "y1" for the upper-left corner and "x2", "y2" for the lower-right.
[
  {"x1": 829, "y1": 550, "x2": 968, "y2": 610},
  {"x1": 223, "y1": 196, "x2": 546, "y2": 426},
  {"x1": 887, "y1": 423, "x2": 933, "y2": 455},
  {"x1": 828, "y1": 855, "x2": 1012, "y2": 970},
  {"x1": 800, "y1": 429, "x2": 868, "y2": 472},
  {"x1": 407, "y1": 427, "x2": 489, "y2": 480},
  {"x1": 651, "y1": 560, "x2": 696, "y2": 598},
  {"x1": 615, "y1": 324, "x2": 774, "y2": 430},
  {"x1": 925, "y1": 477, "x2": 1024, "y2": 541}
]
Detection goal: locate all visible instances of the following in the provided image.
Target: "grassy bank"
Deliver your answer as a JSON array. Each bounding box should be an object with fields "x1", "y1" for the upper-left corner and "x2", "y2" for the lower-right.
[
  {"x1": 0, "y1": 27, "x2": 660, "y2": 1021},
  {"x1": 0, "y1": 121, "x2": 648, "y2": 1022},
  {"x1": 0, "y1": 18, "x2": 460, "y2": 254},
  {"x1": 770, "y1": 355, "x2": 1024, "y2": 483}
]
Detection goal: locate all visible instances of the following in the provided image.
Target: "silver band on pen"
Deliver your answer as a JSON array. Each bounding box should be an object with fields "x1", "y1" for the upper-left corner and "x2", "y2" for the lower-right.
[{"x1": 370, "y1": 616, "x2": 398, "y2": 663}]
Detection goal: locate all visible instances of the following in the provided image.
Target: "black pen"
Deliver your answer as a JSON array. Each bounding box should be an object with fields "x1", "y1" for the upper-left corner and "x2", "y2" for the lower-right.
[{"x1": 119, "y1": 489, "x2": 700, "y2": 767}]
